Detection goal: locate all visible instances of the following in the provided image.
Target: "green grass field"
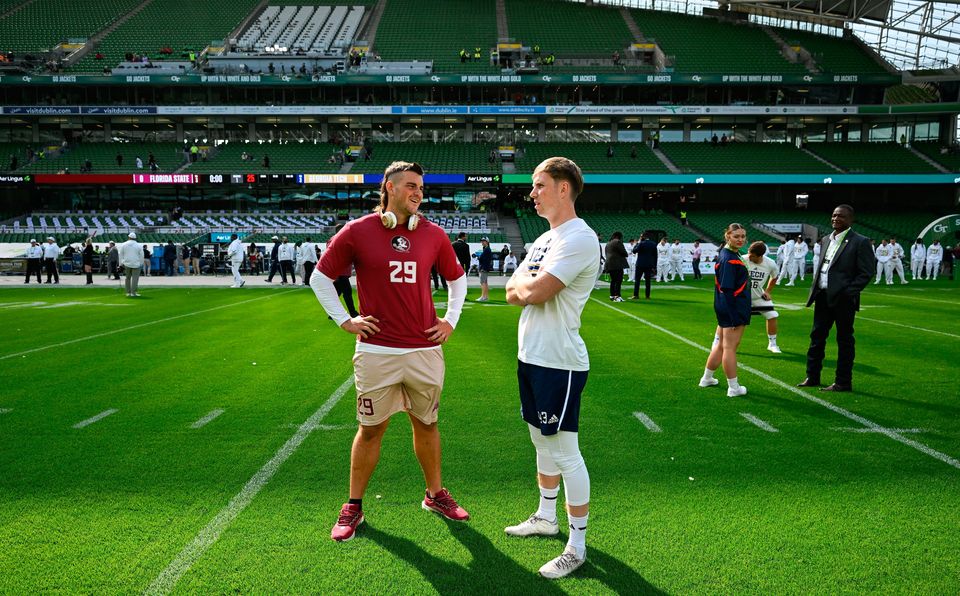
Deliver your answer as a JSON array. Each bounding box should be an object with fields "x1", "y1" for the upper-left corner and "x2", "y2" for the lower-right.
[{"x1": 1, "y1": 279, "x2": 959, "y2": 594}]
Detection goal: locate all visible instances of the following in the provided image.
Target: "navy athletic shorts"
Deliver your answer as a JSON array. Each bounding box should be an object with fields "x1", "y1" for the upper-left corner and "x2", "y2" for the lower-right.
[{"x1": 517, "y1": 360, "x2": 588, "y2": 436}]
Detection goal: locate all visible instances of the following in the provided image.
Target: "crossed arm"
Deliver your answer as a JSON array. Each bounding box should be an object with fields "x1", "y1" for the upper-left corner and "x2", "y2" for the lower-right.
[{"x1": 505, "y1": 267, "x2": 566, "y2": 307}]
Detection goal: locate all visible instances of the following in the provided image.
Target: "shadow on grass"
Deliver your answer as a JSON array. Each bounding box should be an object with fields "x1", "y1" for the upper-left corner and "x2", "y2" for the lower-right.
[{"x1": 365, "y1": 521, "x2": 665, "y2": 594}]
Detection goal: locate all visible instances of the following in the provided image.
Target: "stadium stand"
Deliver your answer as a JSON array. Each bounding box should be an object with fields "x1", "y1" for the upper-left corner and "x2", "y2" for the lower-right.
[
  {"x1": 854, "y1": 212, "x2": 941, "y2": 242},
  {"x1": 0, "y1": 0, "x2": 143, "y2": 53},
  {"x1": 687, "y1": 211, "x2": 785, "y2": 245},
  {"x1": 630, "y1": 9, "x2": 808, "y2": 74},
  {"x1": 348, "y1": 142, "x2": 500, "y2": 174},
  {"x1": 512, "y1": 142, "x2": 670, "y2": 174},
  {"x1": 14, "y1": 143, "x2": 186, "y2": 174},
  {"x1": 658, "y1": 141, "x2": 833, "y2": 174},
  {"x1": 775, "y1": 28, "x2": 888, "y2": 74},
  {"x1": 805, "y1": 142, "x2": 938, "y2": 173},
  {"x1": 183, "y1": 142, "x2": 344, "y2": 174},
  {"x1": 912, "y1": 142, "x2": 960, "y2": 172},
  {"x1": 504, "y1": 0, "x2": 633, "y2": 70},
  {"x1": 582, "y1": 212, "x2": 700, "y2": 243},
  {"x1": 71, "y1": 0, "x2": 264, "y2": 72},
  {"x1": 884, "y1": 84, "x2": 939, "y2": 104},
  {"x1": 373, "y1": 0, "x2": 498, "y2": 73}
]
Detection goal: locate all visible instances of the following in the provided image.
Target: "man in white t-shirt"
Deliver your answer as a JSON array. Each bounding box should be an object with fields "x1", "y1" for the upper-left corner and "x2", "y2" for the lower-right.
[
  {"x1": 745, "y1": 241, "x2": 782, "y2": 353},
  {"x1": 505, "y1": 157, "x2": 599, "y2": 580},
  {"x1": 226, "y1": 233, "x2": 246, "y2": 288}
]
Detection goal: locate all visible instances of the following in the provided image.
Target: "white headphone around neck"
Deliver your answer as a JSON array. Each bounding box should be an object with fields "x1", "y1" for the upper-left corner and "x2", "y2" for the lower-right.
[{"x1": 381, "y1": 211, "x2": 419, "y2": 231}]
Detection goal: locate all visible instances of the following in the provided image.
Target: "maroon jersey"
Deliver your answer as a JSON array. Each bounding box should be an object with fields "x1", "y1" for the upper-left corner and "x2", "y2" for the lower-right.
[{"x1": 318, "y1": 213, "x2": 464, "y2": 349}]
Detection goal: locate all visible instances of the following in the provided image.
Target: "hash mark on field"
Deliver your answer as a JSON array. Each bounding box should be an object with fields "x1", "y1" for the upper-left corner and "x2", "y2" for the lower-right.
[
  {"x1": 72, "y1": 409, "x2": 118, "y2": 429},
  {"x1": 857, "y1": 316, "x2": 960, "y2": 339},
  {"x1": 0, "y1": 290, "x2": 296, "y2": 362},
  {"x1": 740, "y1": 413, "x2": 779, "y2": 433},
  {"x1": 0, "y1": 408, "x2": 12, "y2": 414},
  {"x1": 190, "y1": 409, "x2": 224, "y2": 429},
  {"x1": 834, "y1": 427, "x2": 928, "y2": 434},
  {"x1": 145, "y1": 375, "x2": 354, "y2": 596},
  {"x1": 592, "y1": 298, "x2": 960, "y2": 471},
  {"x1": 633, "y1": 412, "x2": 662, "y2": 433}
]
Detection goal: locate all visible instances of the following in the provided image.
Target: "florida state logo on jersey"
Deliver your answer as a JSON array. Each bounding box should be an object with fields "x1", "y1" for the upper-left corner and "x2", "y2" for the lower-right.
[{"x1": 391, "y1": 236, "x2": 411, "y2": 252}]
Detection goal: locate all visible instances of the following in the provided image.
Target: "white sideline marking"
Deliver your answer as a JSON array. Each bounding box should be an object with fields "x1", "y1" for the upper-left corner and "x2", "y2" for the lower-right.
[
  {"x1": 190, "y1": 409, "x2": 225, "y2": 429},
  {"x1": 0, "y1": 408, "x2": 12, "y2": 414},
  {"x1": 740, "y1": 412, "x2": 779, "y2": 433},
  {"x1": 73, "y1": 409, "x2": 118, "y2": 429},
  {"x1": 873, "y1": 293, "x2": 958, "y2": 306},
  {"x1": 857, "y1": 316, "x2": 960, "y2": 339},
  {"x1": 591, "y1": 298, "x2": 960, "y2": 471},
  {"x1": 145, "y1": 375, "x2": 354, "y2": 596},
  {"x1": 834, "y1": 427, "x2": 927, "y2": 434},
  {"x1": 633, "y1": 411, "x2": 662, "y2": 433},
  {"x1": 0, "y1": 291, "x2": 295, "y2": 361}
]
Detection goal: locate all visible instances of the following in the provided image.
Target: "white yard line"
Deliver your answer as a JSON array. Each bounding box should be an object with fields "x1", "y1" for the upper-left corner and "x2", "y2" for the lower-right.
[
  {"x1": 834, "y1": 427, "x2": 927, "y2": 434},
  {"x1": 591, "y1": 298, "x2": 960, "y2": 471},
  {"x1": 145, "y1": 375, "x2": 354, "y2": 595},
  {"x1": 0, "y1": 290, "x2": 296, "y2": 361},
  {"x1": 72, "y1": 409, "x2": 118, "y2": 429},
  {"x1": 190, "y1": 409, "x2": 225, "y2": 429},
  {"x1": 0, "y1": 408, "x2": 11, "y2": 414},
  {"x1": 870, "y1": 292, "x2": 959, "y2": 306},
  {"x1": 857, "y1": 316, "x2": 960, "y2": 339},
  {"x1": 633, "y1": 411, "x2": 662, "y2": 433},
  {"x1": 740, "y1": 412, "x2": 779, "y2": 433}
]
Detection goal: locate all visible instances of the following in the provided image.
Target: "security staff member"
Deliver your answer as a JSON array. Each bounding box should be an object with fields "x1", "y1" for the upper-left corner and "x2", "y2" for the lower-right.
[
  {"x1": 42, "y1": 236, "x2": 60, "y2": 284},
  {"x1": 25, "y1": 239, "x2": 43, "y2": 283}
]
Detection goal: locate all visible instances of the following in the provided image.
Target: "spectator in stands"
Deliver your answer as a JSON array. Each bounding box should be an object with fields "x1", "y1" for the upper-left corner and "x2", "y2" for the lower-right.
[
  {"x1": 142, "y1": 245, "x2": 151, "y2": 276},
  {"x1": 190, "y1": 145, "x2": 199, "y2": 162},
  {"x1": 81, "y1": 158, "x2": 92, "y2": 173},
  {"x1": 262, "y1": 154, "x2": 271, "y2": 169},
  {"x1": 606, "y1": 145, "x2": 614, "y2": 158},
  {"x1": 265, "y1": 236, "x2": 286, "y2": 284},
  {"x1": 82, "y1": 239, "x2": 94, "y2": 285},
  {"x1": 136, "y1": 156, "x2": 143, "y2": 169},
  {"x1": 720, "y1": 134, "x2": 728, "y2": 146},
  {"x1": 477, "y1": 237, "x2": 493, "y2": 301},
  {"x1": 9, "y1": 155, "x2": 18, "y2": 171},
  {"x1": 630, "y1": 145, "x2": 637, "y2": 159},
  {"x1": 107, "y1": 241, "x2": 120, "y2": 280},
  {"x1": 711, "y1": 134, "x2": 719, "y2": 146},
  {"x1": 612, "y1": 50, "x2": 621, "y2": 65},
  {"x1": 163, "y1": 240, "x2": 177, "y2": 276},
  {"x1": 116, "y1": 153, "x2": 123, "y2": 168},
  {"x1": 899, "y1": 133, "x2": 908, "y2": 147},
  {"x1": 120, "y1": 232, "x2": 143, "y2": 297}
]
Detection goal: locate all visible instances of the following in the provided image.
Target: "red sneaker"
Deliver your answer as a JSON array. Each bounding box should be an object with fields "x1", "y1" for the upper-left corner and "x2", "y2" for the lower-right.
[
  {"x1": 331, "y1": 503, "x2": 364, "y2": 542},
  {"x1": 422, "y1": 488, "x2": 470, "y2": 521}
]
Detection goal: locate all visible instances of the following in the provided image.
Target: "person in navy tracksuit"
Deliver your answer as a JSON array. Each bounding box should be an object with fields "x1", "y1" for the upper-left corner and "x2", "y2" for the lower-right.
[{"x1": 699, "y1": 223, "x2": 751, "y2": 397}]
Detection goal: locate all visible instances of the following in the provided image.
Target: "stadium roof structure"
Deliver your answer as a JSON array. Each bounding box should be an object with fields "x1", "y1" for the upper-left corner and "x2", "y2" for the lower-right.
[{"x1": 599, "y1": 0, "x2": 960, "y2": 71}]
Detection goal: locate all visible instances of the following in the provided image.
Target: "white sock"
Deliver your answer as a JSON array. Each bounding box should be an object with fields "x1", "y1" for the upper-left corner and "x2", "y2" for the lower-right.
[
  {"x1": 702, "y1": 367, "x2": 715, "y2": 380},
  {"x1": 727, "y1": 377, "x2": 741, "y2": 390},
  {"x1": 768, "y1": 334, "x2": 777, "y2": 345},
  {"x1": 567, "y1": 513, "x2": 588, "y2": 557},
  {"x1": 536, "y1": 485, "x2": 559, "y2": 523}
]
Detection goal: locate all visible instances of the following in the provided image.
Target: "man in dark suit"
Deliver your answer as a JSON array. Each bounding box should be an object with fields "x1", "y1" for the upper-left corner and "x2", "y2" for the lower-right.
[
  {"x1": 630, "y1": 233, "x2": 658, "y2": 300},
  {"x1": 798, "y1": 205, "x2": 874, "y2": 392},
  {"x1": 604, "y1": 231, "x2": 629, "y2": 301},
  {"x1": 452, "y1": 232, "x2": 471, "y2": 274}
]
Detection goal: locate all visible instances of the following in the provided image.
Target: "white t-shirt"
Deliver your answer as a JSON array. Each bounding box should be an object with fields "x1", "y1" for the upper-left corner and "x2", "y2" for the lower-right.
[
  {"x1": 517, "y1": 218, "x2": 599, "y2": 372},
  {"x1": 227, "y1": 239, "x2": 244, "y2": 263},
  {"x1": 747, "y1": 256, "x2": 779, "y2": 307}
]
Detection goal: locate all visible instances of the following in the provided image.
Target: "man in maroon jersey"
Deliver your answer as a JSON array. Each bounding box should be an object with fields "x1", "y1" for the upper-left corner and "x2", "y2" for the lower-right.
[{"x1": 310, "y1": 161, "x2": 469, "y2": 542}]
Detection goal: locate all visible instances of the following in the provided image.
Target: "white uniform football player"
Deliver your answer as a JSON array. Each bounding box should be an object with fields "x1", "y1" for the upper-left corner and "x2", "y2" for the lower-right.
[
  {"x1": 668, "y1": 239, "x2": 685, "y2": 281},
  {"x1": 790, "y1": 236, "x2": 808, "y2": 284},
  {"x1": 910, "y1": 239, "x2": 926, "y2": 279},
  {"x1": 777, "y1": 237, "x2": 795, "y2": 285},
  {"x1": 874, "y1": 239, "x2": 893, "y2": 284},
  {"x1": 926, "y1": 240, "x2": 943, "y2": 280},
  {"x1": 889, "y1": 237, "x2": 907, "y2": 284},
  {"x1": 746, "y1": 242, "x2": 782, "y2": 353},
  {"x1": 655, "y1": 238, "x2": 670, "y2": 282}
]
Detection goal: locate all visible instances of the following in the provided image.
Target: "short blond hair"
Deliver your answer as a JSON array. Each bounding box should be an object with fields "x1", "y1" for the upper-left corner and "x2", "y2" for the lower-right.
[{"x1": 536, "y1": 157, "x2": 584, "y2": 200}]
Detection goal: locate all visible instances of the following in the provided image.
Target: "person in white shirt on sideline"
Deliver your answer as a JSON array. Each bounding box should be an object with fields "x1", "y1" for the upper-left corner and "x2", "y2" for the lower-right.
[
  {"x1": 505, "y1": 157, "x2": 598, "y2": 580},
  {"x1": 655, "y1": 238, "x2": 670, "y2": 282},
  {"x1": 300, "y1": 236, "x2": 318, "y2": 286},
  {"x1": 625, "y1": 238, "x2": 636, "y2": 282},
  {"x1": 42, "y1": 236, "x2": 61, "y2": 284},
  {"x1": 777, "y1": 237, "x2": 795, "y2": 285},
  {"x1": 910, "y1": 238, "x2": 926, "y2": 280},
  {"x1": 789, "y1": 235, "x2": 808, "y2": 284},
  {"x1": 874, "y1": 239, "x2": 893, "y2": 284},
  {"x1": 745, "y1": 241, "x2": 782, "y2": 353},
  {"x1": 24, "y1": 239, "x2": 43, "y2": 284},
  {"x1": 926, "y1": 239, "x2": 944, "y2": 280},
  {"x1": 278, "y1": 236, "x2": 296, "y2": 285},
  {"x1": 118, "y1": 232, "x2": 144, "y2": 296},
  {"x1": 775, "y1": 242, "x2": 788, "y2": 277},
  {"x1": 667, "y1": 238, "x2": 685, "y2": 281},
  {"x1": 503, "y1": 251, "x2": 518, "y2": 274},
  {"x1": 889, "y1": 237, "x2": 908, "y2": 284},
  {"x1": 226, "y1": 233, "x2": 245, "y2": 288}
]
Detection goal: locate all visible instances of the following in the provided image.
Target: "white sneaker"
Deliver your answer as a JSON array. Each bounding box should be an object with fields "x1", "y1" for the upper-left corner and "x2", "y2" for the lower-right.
[
  {"x1": 230, "y1": 284, "x2": 238, "y2": 288},
  {"x1": 727, "y1": 385, "x2": 748, "y2": 397},
  {"x1": 767, "y1": 344, "x2": 782, "y2": 354},
  {"x1": 786, "y1": 282, "x2": 795, "y2": 286},
  {"x1": 505, "y1": 514, "x2": 559, "y2": 537},
  {"x1": 612, "y1": 296, "x2": 624, "y2": 302},
  {"x1": 698, "y1": 377, "x2": 719, "y2": 388},
  {"x1": 539, "y1": 546, "x2": 586, "y2": 579}
]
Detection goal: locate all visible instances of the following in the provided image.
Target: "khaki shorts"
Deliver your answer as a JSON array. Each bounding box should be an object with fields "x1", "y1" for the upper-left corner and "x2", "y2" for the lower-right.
[{"x1": 352, "y1": 349, "x2": 445, "y2": 426}]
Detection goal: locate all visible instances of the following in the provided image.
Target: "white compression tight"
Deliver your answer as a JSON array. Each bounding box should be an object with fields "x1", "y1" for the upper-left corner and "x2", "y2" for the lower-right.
[{"x1": 527, "y1": 424, "x2": 590, "y2": 507}]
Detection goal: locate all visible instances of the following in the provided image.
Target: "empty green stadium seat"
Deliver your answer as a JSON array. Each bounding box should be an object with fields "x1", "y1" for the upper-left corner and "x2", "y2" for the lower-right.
[
  {"x1": 658, "y1": 141, "x2": 831, "y2": 174},
  {"x1": 776, "y1": 28, "x2": 888, "y2": 74},
  {"x1": 348, "y1": 142, "x2": 500, "y2": 174},
  {"x1": 806, "y1": 142, "x2": 937, "y2": 174},
  {"x1": 513, "y1": 142, "x2": 669, "y2": 174},
  {"x1": 0, "y1": 0, "x2": 143, "y2": 53}
]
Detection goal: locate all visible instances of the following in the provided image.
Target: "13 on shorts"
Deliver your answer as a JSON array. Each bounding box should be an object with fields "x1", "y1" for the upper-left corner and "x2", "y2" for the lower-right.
[
  {"x1": 517, "y1": 360, "x2": 588, "y2": 436},
  {"x1": 353, "y1": 349, "x2": 444, "y2": 425}
]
